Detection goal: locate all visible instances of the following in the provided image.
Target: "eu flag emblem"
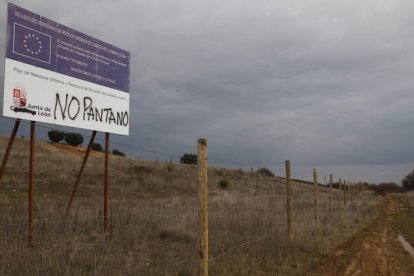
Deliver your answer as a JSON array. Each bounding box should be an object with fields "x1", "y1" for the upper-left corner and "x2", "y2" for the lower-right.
[{"x1": 13, "y1": 23, "x2": 51, "y2": 64}]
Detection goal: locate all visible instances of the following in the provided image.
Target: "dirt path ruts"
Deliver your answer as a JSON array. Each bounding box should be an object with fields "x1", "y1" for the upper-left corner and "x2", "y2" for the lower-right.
[{"x1": 319, "y1": 195, "x2": 414, "y2": 276}]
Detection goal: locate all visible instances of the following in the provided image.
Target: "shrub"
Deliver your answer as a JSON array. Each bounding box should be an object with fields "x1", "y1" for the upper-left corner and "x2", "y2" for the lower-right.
[
  {"x1": 219, "y1": 180, "x2": 230, "y2": 189},
  {"x1": 402, "y1": 170, "x2": 414, "y2": 191},
  {"x1": 179, "y1": 153, "x2": 197, "y2": 165},
  {"x1": 112, "y1": 149, "x2": 125, "y2": 157},
  {"x1": 371, "y1": 182, "x2": 403, "y2": 195},
  {"x1": 64, "y1": 132, "x2": 84, "y2": 147},
  {"x1": 256, "y1": 167, "x2": 275, "y2": 177},
  {"x1": 47, "y1": 130, "x2": 65, "y2": 143},
  {"x1": 91, "y1": 143, "x2": 103, "y2": 152},
  {"x1": 234, "y1": 168, "x2": 245, "y2": 175}
]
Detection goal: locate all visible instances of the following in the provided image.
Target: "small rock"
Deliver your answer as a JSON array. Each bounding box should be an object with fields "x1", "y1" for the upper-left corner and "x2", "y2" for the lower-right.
[{"x1": 335, "y1": 250, "x2": 344, "y2": 256}]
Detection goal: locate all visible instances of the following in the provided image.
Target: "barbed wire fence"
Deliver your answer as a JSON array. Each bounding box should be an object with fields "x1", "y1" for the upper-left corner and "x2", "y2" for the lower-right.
[
  {"x1": 0, "y1": 117, "x2": 352, "y2": 182},
  {"x1": 0, "y1": 116, "x2": 371, "y2": 274}
]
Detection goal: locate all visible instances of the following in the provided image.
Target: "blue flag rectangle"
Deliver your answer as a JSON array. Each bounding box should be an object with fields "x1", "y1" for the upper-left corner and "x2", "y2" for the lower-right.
[
  {"x1": 6, "y1": 3, "x2": 129, "y2": 92},
  {"x1": 13, "y1": 23, "x2": 51, "y2": 64}
]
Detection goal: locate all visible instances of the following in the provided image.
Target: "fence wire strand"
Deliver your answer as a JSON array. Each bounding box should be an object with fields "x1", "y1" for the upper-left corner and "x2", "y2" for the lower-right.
[
  {"x1": 0, "y1": 116, "x2": 358, "y2": 182},
  {"x1": 0, "y1": 113, "x2": 371, "y2": 276},
  {"x1": 208, "y1": 228, "x2": 273, "y2": 262}
]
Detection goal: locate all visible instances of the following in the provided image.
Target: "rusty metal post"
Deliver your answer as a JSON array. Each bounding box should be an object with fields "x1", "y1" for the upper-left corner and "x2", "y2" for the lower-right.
[
  {"x1": 285, "y1": 160, "x2": 294, "y2": 242},
  {"x1": 28, "y1": 121, "x2": 35, "y2": 243},
  {"x1": 198, "y1": 138, "x2": 208, "y2": 276},
  {"x1": 104, "y1": 132, "x2": 109, "y2": 233},
  {"x1": 0, "y1": 119, "x2": 21, "y2": 183},
  {"x1": 65, "y1": 131, "x2": 97, "y2": 216}
]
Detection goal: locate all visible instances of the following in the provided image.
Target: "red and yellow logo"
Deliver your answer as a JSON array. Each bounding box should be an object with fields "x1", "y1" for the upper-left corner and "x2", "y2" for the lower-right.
[{"x1": 13, "y1": 88, "x2": 26, "y2": 107}]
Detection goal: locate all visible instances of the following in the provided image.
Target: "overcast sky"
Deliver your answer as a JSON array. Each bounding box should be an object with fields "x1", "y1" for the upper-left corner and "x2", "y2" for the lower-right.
[{"x1": 1, "y1": 0, "x2": 414, "y2": 183}]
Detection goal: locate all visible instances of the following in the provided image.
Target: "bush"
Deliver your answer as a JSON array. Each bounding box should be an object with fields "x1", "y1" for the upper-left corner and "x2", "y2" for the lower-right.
[
  {"x1": 91, "y1": 143, "x2": 103, "y2": 152},
  {"x1": 256, "y1": 167, "x2": 275, "y2": 177},
  {"x1": 112, "y1": 149, "x2": 125, "y2": 157},
  {"x1": 64, "y1": 132, "x2": 84, "y2": 147},
  {"x1": 402, "y1": 170, "x2": 414, "y2": 191},
  {"x1": 219, "y1": 180, "x2": 230, "y2": 189},
  {"x1": 371, "y1": 182, "x2": 403, "y2": 195},
  {"x1": 47, "y1": 130, "x2": 65, "y2": 143},
  {"x1": 180, "y1": 153, "x2": 197, "y2": 165}
]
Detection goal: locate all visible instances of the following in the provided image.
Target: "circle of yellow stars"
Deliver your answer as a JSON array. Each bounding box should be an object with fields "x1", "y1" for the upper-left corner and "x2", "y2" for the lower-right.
[{"x1": 23, "y1": 33, "x2": 43, "y2": 55}]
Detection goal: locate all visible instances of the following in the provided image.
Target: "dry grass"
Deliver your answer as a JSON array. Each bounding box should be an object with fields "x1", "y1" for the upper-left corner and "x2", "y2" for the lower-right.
[{"x1": 0, "y1": 136, "x2": 383, "y2": 275}]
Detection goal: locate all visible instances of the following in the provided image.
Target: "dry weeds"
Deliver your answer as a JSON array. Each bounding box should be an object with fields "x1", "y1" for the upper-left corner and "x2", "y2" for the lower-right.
[{"x1": 0, "y1": 137, "x2": 383, "y2": 275}]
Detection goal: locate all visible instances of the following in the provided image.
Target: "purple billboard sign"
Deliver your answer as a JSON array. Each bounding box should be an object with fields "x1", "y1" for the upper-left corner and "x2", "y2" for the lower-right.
[
  {"x1": 3, "y1": 3, "x2": 130, "y2": 135},
  {"x1": 6, "y1": 3, "x2": 130, "y2": 93}
]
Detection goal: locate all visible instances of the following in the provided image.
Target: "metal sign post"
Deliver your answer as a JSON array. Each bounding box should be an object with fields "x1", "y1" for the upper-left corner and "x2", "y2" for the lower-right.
[
  {"x1": 104, "y1": 132, "x2": 110, "y2": 233},
  {"x1": 0, "y1": 119, "x2": 21, "y2": 182},
  {"x1": 28, "y1": 121, "x2": 35, "y2": 243},
  {"x1": 2, "y1": 2, "x2": 130, "y2": 241},
  {"x1": 65, "y1": 131, "x2": 97, "y2": 216}
]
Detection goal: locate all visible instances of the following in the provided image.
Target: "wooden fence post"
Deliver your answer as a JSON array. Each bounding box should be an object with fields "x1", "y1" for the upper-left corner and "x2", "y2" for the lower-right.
[
  {"x1": 354, "y1": 183, "x2": 356, "y2": 197},
  {"x1": 198, "y1": 138, "x2": 208, "y2": 276},
  {"x1": 351, "y1": 183, "x2": 354, "y2": 202},
  {"x1": 313, "y1": 169, "x2": 320, "y2": 225},
  {"x1": 338, "y1": 178, "x2": 342, "y2": 206},
  {"x1": 329, "y1": 174, "x2": 333, "y2": 214},
  {"x1": 254, "y1": 174, "x2": 259, "y2": 196},
  {"x1": 285, "y1": 160, "x2": 294, "y2": 242},
  {"x1": 343, "y1": 180, "x2": 347, "y2": 207},
  {"x1": 357, "y1": 182, "x2": 360, "y2": 196},
  {"x1": 355, "y1": 182, "x2": 358, "y2": 196}
]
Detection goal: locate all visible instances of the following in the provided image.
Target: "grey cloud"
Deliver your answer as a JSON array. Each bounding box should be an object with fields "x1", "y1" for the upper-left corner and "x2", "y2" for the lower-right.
[{"x1": 2, "y1": 0, "x2": 414, "y2": 183}]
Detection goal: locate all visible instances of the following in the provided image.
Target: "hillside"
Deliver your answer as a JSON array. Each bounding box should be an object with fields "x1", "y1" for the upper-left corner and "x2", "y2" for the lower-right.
[
  {"x1": 0, "y1": 136, "x2": 398, "y2": 275},
  {"x1": 0, "y1": 136, "x2": 291, "y2": 199}
]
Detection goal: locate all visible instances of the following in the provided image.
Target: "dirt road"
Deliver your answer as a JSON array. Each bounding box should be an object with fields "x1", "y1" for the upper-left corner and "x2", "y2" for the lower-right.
[{"x1": 318, "y1": 194, "x2": 414, "y2": 276}]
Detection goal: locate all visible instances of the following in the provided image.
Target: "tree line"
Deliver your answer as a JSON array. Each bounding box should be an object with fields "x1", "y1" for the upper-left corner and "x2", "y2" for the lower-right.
[
  {"x1": 47, "y1": 130, "x2": 125, "y2": 156},
  {"x1": 179, "y1": 152, "x2": 414, "y2": 193}
]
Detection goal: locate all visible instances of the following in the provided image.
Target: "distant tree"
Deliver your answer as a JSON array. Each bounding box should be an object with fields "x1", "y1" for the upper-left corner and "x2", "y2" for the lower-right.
[
  {"x1": 402, "y1": 170, "x2": 414, "y2": 191},
  {"x1": 64, "y1": 132, "x2": 84, "y2": 147},
  {"x1": 91, "y1": 143, "x2": 103, "y2": 152},
  {"x1": 47, "y1": 130, "x2": 65, "y2": 143},
  {"x1": 180, "y1": 153, "x2": 197, "y2": 165},
  {"x1": 112, "y1": 149, "x2": 125, "y2": 157},
  {"x1": 256, "y1": 167, "x2": 275, "y2": 177},
  {"x1": 219, "y1": 180, "x2": 230, "y2": 189}
]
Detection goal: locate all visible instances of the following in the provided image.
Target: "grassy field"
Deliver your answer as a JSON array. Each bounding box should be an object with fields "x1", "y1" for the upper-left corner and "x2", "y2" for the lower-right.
[
  {"x1": 0, "y1": 136, "x2": 384, "y2": 275},
  {"x1": 392, "y1": 191, "x2": 414, "y2": 246}
]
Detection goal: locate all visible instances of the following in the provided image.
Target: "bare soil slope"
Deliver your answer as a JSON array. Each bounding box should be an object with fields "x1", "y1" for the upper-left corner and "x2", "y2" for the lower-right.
[{"x1": 317, "y1": 194, "x2": 414, "y2": 276}]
